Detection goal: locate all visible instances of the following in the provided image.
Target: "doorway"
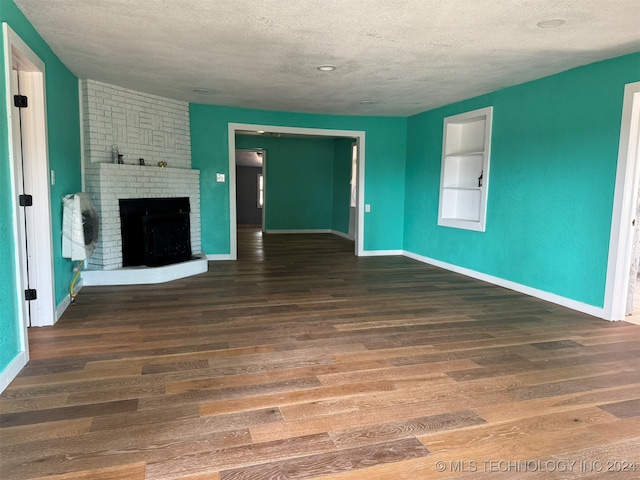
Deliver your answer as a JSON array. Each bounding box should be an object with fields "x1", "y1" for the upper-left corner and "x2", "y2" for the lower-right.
[
  {"x1": 4, "y1": 23, "x2": 56, "y2": 334},
  {"x1": 227, "y1": 123, "x2": 365, "y2": 260},
  {"x1": 604, "y1": 81, "x2": 640, "y2": 321}
]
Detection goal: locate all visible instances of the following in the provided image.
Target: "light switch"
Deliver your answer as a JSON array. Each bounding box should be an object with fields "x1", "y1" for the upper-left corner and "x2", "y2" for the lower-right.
[
  {"x1": 216, "y1": 173, "x2": 225, "y2": 183},
  {"x1": 365, "y1": 204, "x2": 371, "y2": 212}
]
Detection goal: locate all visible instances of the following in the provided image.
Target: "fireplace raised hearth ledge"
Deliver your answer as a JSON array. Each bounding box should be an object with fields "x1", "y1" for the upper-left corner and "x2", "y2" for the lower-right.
[{"x1": 82, "y1": 254, "x2": 208, "y2": 286}]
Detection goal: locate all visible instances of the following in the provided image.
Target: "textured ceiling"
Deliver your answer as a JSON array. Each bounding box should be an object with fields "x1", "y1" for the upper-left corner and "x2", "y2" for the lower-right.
[{"x1": 12, "y1": 0, "x2": 640, "y2": 116}]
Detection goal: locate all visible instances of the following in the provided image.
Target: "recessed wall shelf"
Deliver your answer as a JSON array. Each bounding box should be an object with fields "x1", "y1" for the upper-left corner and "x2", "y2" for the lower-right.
[{"x1": 438, "y1": 106, "x2": 493, "y2": 231}]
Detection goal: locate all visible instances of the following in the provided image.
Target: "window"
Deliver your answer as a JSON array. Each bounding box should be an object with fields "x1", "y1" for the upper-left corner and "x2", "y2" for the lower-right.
[{"x1": 257, "y1": 174, "x2": 264, "y2": 208}]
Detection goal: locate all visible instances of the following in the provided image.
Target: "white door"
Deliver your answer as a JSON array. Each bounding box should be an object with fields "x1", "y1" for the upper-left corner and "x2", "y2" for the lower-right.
[
  {"x1": 604, "y1": 81, "x2": 640, "y2": 320},
  {"x1": 625, "y1": 118, "x2": 640, "y2": 315},
  {"x1": 5, "y1": 23, "x2": 56, "y2": 329}
]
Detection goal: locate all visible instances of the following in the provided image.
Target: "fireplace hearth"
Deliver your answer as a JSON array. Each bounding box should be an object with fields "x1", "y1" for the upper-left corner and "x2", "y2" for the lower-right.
[{"x1": 119, "y1": 198, "x2": 192, "y2": 267}]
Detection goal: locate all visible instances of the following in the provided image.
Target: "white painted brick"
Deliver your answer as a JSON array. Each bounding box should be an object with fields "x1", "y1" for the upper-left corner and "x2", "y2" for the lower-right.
[
  {"x1": 81, "y1": 78, "x2": 198, "y2": 269},
  {"x1": 84, "y1": 161, "x2": 201, "y2": 269}
]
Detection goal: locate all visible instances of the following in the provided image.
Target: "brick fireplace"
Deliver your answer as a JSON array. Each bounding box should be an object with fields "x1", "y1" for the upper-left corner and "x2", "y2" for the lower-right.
[
  {"x1": 84, "y1": 163, "x2": 201, "y2": 270},
  {"x1": 80, "y1": 79, "x2": 205, "y2": 282}
]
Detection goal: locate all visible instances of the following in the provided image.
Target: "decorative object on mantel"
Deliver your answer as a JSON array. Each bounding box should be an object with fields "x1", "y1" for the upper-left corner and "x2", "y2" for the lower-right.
[
  {"x1": 139, "y1": 158, "x2": 145, "y2": 166},
  {"x1": 158, "y1": 161, "x2": 168, "y2": 168},
  {"x1": 112, "y1": 144, "x2": 119, "y2": 164},
  {"x1": 117, "y1": 154, "x2": 124, "y2": 164}
]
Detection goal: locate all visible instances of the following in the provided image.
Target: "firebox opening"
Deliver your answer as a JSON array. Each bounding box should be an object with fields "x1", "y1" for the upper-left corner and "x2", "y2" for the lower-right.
[{"x1": 119, "y1": 197, "x2": 192, "y2": 267}]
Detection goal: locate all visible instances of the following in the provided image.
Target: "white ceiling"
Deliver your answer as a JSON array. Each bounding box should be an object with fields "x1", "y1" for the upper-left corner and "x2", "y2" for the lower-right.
[{"x1": 13, "y1": 0, "x2": 640, "y2": 116}]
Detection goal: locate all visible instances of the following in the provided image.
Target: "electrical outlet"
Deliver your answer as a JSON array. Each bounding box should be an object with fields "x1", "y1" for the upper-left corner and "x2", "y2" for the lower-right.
[
  {"x1": 50, "y1": 169, "x2": 55, "y2": 186},
  {"x1": 365, "y1": 204, "x2": 371, "y2": 212},
  {"x1": 216, "y1": 173, "x2": 226, "y2": 182}
]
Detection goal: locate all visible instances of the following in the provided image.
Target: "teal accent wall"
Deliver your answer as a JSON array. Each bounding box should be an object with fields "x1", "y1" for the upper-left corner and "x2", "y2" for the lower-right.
[
  {"x1": 332, "y1": 138, "x2": 354, "y2": 234},
  {"x1": 47, "y1": 49, "x2": 82, "y2": 307},
  {"x1": 404, "y1": 53, "x2": 640, "y2": 308},
  {"x1": 1, "y1": 0, "x2": 81, "y2": 371},
  {"x1": 235, "y1": 135, "x2": 337, "y2": 231},
  {"x1": 190, "y1": 105, "x2": 407, "y2": 254}
]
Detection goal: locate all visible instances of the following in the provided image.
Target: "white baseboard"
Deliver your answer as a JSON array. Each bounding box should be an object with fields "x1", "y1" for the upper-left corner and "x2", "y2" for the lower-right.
[
  {"x1": 0, "y1": 350, "x2": 28, "y2": 394},
  {"x1": 403, "y1": 250, "x2": 605, "y2": 319},
  {"x1": 207, "y1": 253, "x2": 233, "y2": 261},
  {"x1": 360, "y1": 249, "x2": 404, "y2": 257},
  {"x1": 331, "y1": 230, "x2": 353, "y2": 240},
  {"x1": 56, "y1": 278, "x2": 83, "y2": 321},
  {"x1": 82, "y1": 254, "x2": 208, "y2": 286}
]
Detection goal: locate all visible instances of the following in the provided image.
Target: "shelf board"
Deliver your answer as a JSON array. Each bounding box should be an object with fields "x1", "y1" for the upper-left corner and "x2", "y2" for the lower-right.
[
  {"x1": 443, "y1": 186, "x2": 482, "y2": 191},
  {"x1": 438, "y1": 217, "x2": 484, "y2": 231},
  {"x1": 444, "y1": 151, "x2": 485, "y2": 158}
]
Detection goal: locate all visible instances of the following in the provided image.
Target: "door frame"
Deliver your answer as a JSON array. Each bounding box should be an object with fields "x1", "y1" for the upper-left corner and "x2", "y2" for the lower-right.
[
  {"x1": 227, "y1": 123, "x2": 365, "y2": 260},
  {"x1": 3, "y1": 23, "x2": 56, "y2": 331},
  {"x1": 260, "y1": 150, "x2": 266, "y2": 230},
  {"x1": 603, "y1": 81, "x2": 640, "y2": 320}
]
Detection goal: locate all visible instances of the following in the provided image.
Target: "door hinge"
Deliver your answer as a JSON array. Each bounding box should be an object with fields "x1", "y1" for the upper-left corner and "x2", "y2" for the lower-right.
[
  {"x1": 24, "y1": 289, "x2": 37, "y2": 301},
  {"x1": 14, "y1": 95, "x2": 28, "y2": 108},
  {"x1": 19, "y1": 194, "x2": 33, "y2": 207}
]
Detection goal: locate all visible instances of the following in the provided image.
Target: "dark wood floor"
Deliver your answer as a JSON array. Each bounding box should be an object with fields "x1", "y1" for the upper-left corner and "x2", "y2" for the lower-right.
[{"x1": 2, "y1": 229, "x2": 640, "y2": 479}]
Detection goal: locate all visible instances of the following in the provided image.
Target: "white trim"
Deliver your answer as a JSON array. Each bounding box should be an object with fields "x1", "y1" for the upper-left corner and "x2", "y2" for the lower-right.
[
  {"x1": 331, "y1": 229, "x2": 353, "y2": 240},
  {"x1": 228, "y1": 123, "x2": 366, "y2": 258},
  {"x1": 604, "y1": 81, "x2": 640, "y2": 321},
  {"x1": 261, "y1": 149, "x2": 266, "y2": 229},
  {"x1": 227, "y1": 123, "x2": 239, "y2": 260},
  {"x1": 56, "y1": 279, "x2": 83, "y2": 320},
  {"x1": 3, "y1": 23, "x2": 55, "y2": 328},
  {"x1": 207, "y1": 253, "x2": 233, "y2": 261},
  {"x1": 0, "y1": 351, "x2": 28, "y2": 394},
  {"x1": 404, "y1": 250, "x2": 604, "y2": 318},
  {"x1": 2, "y1": 23, "x2": 29, "y2": 379},
  {"x1": 356, "y1": 136, "x2": 365, "y2": 255},
  {"x1": 82, "y1": 255, "x2": 208, "y2": 286},
  {"x1": 360, "y1": 249, "x2": 404, "y2": 257}
]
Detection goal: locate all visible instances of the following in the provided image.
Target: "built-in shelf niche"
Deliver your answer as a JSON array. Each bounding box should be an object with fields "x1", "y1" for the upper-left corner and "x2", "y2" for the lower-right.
[{"x1": 438, "y1": 106, "x2": 493, "y2": 231}]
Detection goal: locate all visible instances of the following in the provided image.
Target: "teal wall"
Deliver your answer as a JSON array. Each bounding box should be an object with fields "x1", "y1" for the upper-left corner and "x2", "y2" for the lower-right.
[
  {"x1": 0, "y1": 0, "x2": 81, "y2": 371},
  {"x1": 190, "y1": 105, "x2": 407, "y2": 254},
  {"x1": 235, "y1": 135, "x2": 337, "y2": 231},
  {"x1": 404, "y1": 53, "x2": 640, "y2": 308},
  {"x1": 332, "y1": 138, "x2": 354, "y2": 234}
]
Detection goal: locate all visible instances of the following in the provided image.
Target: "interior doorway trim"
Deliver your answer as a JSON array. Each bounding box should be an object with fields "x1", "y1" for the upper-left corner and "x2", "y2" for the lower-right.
[
  {"x1": 603, "y1": 81, "x2": 640, "y2": 320},
  {"x1": 228, "y1": 123, "x2": 365, "y2": 260},
  {"x1": 3, "y1": 22, "x2": 55, "y2": 333}
]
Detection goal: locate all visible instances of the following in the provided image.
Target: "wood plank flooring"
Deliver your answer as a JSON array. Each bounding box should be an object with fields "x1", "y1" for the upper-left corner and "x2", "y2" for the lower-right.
[{"x1": 1, "y1": 229, "x2": 640, "y2": 479}]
